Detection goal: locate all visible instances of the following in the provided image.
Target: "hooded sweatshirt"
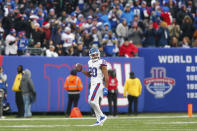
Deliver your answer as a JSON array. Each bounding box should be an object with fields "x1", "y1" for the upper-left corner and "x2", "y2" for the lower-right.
[{"x1": 20, "y1": 69, "x2": 35, "y2": 95}]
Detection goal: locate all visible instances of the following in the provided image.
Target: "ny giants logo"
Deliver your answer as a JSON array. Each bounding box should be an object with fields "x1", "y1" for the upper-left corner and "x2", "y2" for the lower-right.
[
  {"x1": 44, "y1": 62, "x2": 130, "y2": 111},
  {"x1": 144, "y1": 67, "x2": 175, "y2": 98}
]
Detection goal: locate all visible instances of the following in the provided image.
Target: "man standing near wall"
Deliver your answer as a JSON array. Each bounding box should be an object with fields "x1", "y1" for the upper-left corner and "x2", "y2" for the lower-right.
[
  {"x1": 124, "y1": 72, "x2": 142, "y2": 115},
  {"x1": 12, "y1": 65, "x2": 24, "y2": 117},
  {"x1": 20, "y1": 69, "x2": 36, "y2": 118},
  {"x1": 64, "y1": 69, "x2": 83, "y2": 117}
]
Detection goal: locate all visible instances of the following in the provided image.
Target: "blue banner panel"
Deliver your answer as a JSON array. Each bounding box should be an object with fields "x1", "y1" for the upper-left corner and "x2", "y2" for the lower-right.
[
  {"x1": 2, "y1": 56, "x2": 144, "y2": 113},
  {"x1": 139, "y1": 48, "x2": 197, "y2": 112}
]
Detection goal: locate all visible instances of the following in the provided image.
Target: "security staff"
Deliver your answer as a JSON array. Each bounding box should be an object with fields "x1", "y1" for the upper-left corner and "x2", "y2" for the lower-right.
[
  {"x1": 124, "y1": 72, "x2": 142, "y2": 115},
  {"x1": 64, "y1": 69, "x2": 83, "y2": 117}
]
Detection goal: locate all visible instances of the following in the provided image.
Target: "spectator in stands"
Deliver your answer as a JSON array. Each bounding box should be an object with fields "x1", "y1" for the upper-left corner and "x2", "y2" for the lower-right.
[
  {"x1": 56, "y1": 45, "x2": 65, "y2": 56},
  {"x1": 116, "y1": 18, "x2": 128, "y2": 45},
  {"x1": 193, "y1": 39, "x2": 197, "y2": 47},
  {"x1": 128, "y1": 21, "x2": 143, "y2": 47},
  {"x1": 15, "y1": 14, "x2": 28, "y2": 33},
  {"x1": 143, "y1": 21, "x2": 156, "y2": 47},
  {"x1": 107, "y1": 69, "x2": 118, "y2": 117},
  {"x1": 17, "y1": 31, "x2": 29, "y2": 56},
  {"x1": 168, "y1": 0, "x2": 177, "y2": 18},
  {"x1": 46, "y1": 45, "x2": 58, "y2": 57},
  {"x1": 84, "y1": 16, "x2": 93, "y2": 31},
  {"x1": 82, "y1": 30, "x2": 93, "y2": 51},
  {"x1": 91, "y1": 26, "x2": 102, "y2": 49},
  {"x1": 176, "y1": 5, "x2": 188, "y2": 26},
  {"x1": 157, "y1": 21, "x2": 170, "y2": 47},
  {"x1": 124, "y1": 72, "x2": 142, "y2": 115},
  {"x1": 31, "y1": 23, "x2": 44, "y2": 46},
  {"x1": 102, "y1": 30, "x2": 118, "y2": 56},
  {"x1": 141, "y1": 1, "x2": 150, "y2": 21},
  {"x1": 61, "y1": 26, "x2": 76, "y2": 54},
  {"x1": 181, "y1": 15, "x2": 194, "y2": 40},
  {"x1": 64, "y1": 69, "x2": 83, "y2": 117},
  {"x1": 20, "y1": 69, "x2": 36, "y2": 118},
  {"x1": 179, "y1": 36, "x2": 191, "y2": 48},
  {"x1": 5, "y1": 28, "x2": 18, "y2": 56},
  {"x1": 102, "y1": 23, "x2": 110, "y2": 37},
  {"x1": 66, "y1": 46, "x2": 75, "y2": 56},
  {"x1": 42, "y1": 21, "x2": 51, "y2": 42},
  {"x1": 169, "y1": 36, "x2": 179, "y2": 48},
  {"x1": 168, "y1": 18, "x2": 182, "y2": 40},
  {"x1": 161, "y1": 3, "x2": 172, "y2": 25},
  {"x1": 108, "y1": 6, "x2": 118, "y2": 32},
  {"x1": 52, "y1": 26, "x2": 62, "y2": 46},
  {"x1": 74, "y1": 41, "x2": 88, "y2": 56},
  {"x1": 119, "y1": 38, "x2": 138, "y2": 57},
  {"x1": 121, "y1": 3, "x2": 134, "y2": 26}
]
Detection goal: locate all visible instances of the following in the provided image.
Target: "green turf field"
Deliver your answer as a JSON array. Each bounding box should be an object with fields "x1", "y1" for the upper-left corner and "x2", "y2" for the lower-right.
[{"x1": 0, "y1": 113, "x2": 196, "y2": 131}]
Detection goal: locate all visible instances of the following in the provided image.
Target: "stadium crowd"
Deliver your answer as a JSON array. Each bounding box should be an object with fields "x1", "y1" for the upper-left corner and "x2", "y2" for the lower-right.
[{"x1": 0, "y1": 0, "x2": 197, "y2": 57}]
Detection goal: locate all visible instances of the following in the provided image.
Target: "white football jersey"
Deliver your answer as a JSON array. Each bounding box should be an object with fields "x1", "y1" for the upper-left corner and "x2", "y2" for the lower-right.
[{"x1": 88, "y1": 59, "x2": 107, "y2": 85}]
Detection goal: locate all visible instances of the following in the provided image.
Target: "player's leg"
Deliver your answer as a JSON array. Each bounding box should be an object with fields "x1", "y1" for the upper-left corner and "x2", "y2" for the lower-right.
[
  {"x1": 88, "y1": 83, "x2": 107, "y2": 125},
  {"x1": 88, "y1": 83, "x2": 101, "y2": 122}
]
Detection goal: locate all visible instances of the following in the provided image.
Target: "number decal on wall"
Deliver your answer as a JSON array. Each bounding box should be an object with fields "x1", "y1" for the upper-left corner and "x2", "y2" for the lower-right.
[{"x1": 89, "y1": 67, "x2": 97, "y2": 77}]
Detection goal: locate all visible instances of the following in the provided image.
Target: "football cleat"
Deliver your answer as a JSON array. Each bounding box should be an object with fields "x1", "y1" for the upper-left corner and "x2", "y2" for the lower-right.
[
  {"x1": 100, "y1": 115, "x2": 107, "y2": 125},
  {"x1": 91, "y1": 121, "x2": 103, "y2": 126}
]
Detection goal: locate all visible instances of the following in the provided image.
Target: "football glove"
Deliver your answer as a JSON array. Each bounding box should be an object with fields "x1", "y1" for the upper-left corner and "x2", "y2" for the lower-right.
[{"x1": 103, "y1": 88, "x2": 108, "y2": 96}]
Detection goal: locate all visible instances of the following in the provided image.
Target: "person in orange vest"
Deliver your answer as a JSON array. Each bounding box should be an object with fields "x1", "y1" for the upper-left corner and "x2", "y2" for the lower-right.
[
  {"x1": 123, "y1": 72, "x2": 142, "y2": 115},
  {"x1": 107, "y1": 70, "x2": 118, "y2": 117},
  {"x1": 64, "y1": 69, "x2": 83, "y2": 117}
]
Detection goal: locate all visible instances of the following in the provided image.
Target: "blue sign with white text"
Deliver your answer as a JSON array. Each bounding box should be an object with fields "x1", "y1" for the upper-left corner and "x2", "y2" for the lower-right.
[{"x1": 139, "y1": 48, "x2": 197, "y2": 112}]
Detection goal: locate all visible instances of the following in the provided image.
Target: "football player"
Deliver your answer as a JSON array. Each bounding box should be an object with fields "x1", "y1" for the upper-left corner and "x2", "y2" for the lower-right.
[{"x1": 81, "y1": 47, "x2": 109, "y2": 126}]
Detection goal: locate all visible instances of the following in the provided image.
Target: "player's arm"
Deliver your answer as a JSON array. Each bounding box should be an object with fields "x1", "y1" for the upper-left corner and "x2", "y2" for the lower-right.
[
  {"x1": 82, "y1": 70, "x2": 91, "y2": 77},
  {"x1": 101, "y1": 65, "x2": 109, "y2": 88}
]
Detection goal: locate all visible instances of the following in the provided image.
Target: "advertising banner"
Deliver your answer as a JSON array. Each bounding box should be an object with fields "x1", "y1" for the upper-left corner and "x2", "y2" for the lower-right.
[{"x1": 139, "y1": 48, "x2": 197, "y2": 112}]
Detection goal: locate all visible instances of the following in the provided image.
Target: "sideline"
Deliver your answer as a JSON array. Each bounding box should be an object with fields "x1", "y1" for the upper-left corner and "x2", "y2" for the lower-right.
[{"x1": 0, "y1": 115, "x2": 196, "y2": 121}]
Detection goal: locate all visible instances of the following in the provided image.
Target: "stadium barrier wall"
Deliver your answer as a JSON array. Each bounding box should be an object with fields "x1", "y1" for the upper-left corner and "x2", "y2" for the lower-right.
[
  {"x1": 139, "y1": 48, "x2": 197, "y2": 112},
  {"x1": 1, "y1": 56, "x2": 144, "y2": 113}
]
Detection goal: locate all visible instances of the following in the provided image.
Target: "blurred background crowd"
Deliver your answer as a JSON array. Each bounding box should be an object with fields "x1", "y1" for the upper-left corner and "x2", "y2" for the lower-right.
[{"x1": 0, "y1": 0, "x2": 197, "y2": 57}]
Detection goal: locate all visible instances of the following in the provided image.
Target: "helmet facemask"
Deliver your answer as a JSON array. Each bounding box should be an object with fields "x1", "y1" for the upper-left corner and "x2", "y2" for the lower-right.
[{"x1": 89, "y1": 48, "x2": 100, "y2": 62}]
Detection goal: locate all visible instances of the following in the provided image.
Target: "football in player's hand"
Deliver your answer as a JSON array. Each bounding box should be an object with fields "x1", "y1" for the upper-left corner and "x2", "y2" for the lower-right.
[{"x1": 75, "y1": 63, "x2": 83, "y2": 72}]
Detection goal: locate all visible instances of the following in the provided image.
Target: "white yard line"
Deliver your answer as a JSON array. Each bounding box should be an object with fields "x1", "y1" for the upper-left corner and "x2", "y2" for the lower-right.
[
  {"x1": 0, "y1": 115, "x2": 196, "y2": 121},
  {"x1": 149, "y1": 121, "x2": 197, "y2": 124},
  {"x1": 0, "y1": 125, "x2": 93, "y2": 128}
]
